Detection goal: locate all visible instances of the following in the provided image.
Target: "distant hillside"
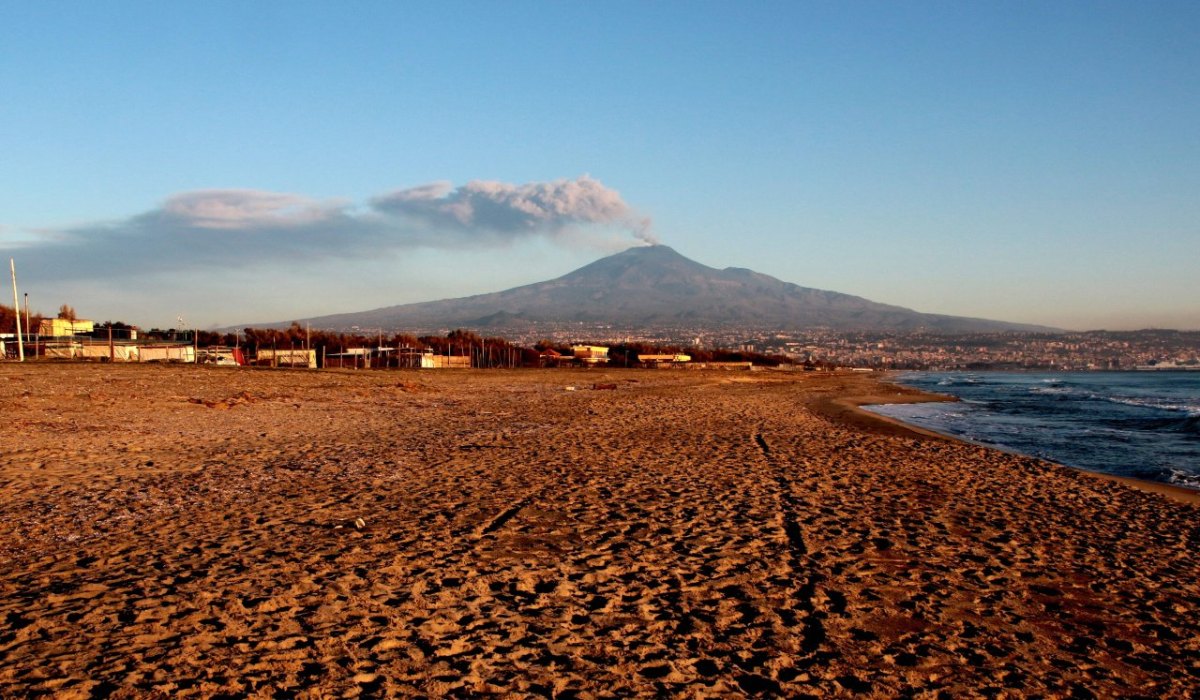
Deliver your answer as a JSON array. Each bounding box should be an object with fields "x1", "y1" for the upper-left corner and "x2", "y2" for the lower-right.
[{"x1": 249, "y1": 245, "x2": 1054, "y2": 333}]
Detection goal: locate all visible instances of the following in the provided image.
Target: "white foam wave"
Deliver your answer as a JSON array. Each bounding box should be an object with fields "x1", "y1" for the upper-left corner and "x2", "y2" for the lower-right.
[
  {"x1": 1104, "y1": 396, "x2": 1200, "y2": 416},
  {"x1": 1030, "y1": 386, "x2": 1073, "y2": 395},
  {"x1": 936, "y1": 375, "x2": 981, "y2": 387},
  {"x1": 1164, "y1": 469, "x2": 1200, "y2": 489}
]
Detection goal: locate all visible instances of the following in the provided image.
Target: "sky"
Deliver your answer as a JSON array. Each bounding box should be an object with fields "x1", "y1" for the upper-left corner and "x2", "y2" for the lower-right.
[{"x1": 2, "y1": 1, "x2": 1198, "y2": 331}]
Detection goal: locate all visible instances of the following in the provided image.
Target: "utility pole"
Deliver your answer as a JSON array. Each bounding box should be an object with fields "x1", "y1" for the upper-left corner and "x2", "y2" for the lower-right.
[
  {"x1": 9, "y1": 258, "x2": 24, "y2": 361},
  {"x1": 306, "y1": 323, "x2": 312, "y2": 369}
]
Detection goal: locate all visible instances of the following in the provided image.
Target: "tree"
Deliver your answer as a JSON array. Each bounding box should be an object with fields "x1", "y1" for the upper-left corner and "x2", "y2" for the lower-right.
[
  {"x1": 57, "y1": 304, "x2": 77, "y2": 321},
  {"x1": 0, "y1": 304, "x2": 17, "y2": 334},
  {"x1": 447, "y1": 329, "x2": 482, "y2": 345},
  {"x1": 0, "y1": 303, "x2": 45, "y2": 335}
]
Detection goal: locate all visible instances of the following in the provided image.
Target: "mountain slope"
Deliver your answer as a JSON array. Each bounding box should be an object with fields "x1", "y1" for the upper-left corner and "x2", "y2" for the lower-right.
[{"x1": 262, "y1": 245, "x2": 1051, "y2": 333}]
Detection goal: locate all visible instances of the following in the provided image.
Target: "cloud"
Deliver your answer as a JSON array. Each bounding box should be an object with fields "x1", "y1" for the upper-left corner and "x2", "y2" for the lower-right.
[
  {"x1": 3, "y1": 176, "x2": 655, "y2": 282},
  {"x1": 161, "y1": 190, "x2": 343, "y2": 230},
  {"x1": 372, "y1": 176, "x2": 657, "y2": 244}
]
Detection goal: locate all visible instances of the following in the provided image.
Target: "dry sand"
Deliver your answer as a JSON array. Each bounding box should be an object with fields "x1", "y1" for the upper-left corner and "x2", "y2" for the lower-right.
[{"x1": 0, "y1": 364, "x2": 1197, "y2": 698}]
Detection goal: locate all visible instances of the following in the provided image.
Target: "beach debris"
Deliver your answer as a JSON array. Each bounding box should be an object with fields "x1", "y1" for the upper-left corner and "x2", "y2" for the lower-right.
[
  {"x1": 330, "y1": 517, "x2": 367, "y2": 531},
  {"x1": 565, "y1": 386, "x2": 577, "y2": 391}
]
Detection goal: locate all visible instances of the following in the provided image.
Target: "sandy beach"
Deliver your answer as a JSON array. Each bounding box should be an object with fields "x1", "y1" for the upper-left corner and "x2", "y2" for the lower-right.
[{"x1": 1, "y1": 364, "x2": 1197, "y2": 698}]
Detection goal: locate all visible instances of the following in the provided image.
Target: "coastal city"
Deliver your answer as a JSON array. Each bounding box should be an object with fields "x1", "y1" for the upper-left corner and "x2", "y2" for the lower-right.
[{"x1": 735, "y1": 328, "x2": 1200, "y2": 371}]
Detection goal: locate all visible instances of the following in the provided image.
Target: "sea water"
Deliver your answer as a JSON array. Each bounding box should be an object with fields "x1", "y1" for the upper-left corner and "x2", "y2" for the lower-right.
[{"x1": 866, "y1": 371, "x2": 1200, "y2": 490}]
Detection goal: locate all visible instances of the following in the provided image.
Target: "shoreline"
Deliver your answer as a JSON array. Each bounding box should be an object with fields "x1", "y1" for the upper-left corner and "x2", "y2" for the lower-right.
[{"x1": 816, "y1": 371, "x2": 1200, "y2": 507}]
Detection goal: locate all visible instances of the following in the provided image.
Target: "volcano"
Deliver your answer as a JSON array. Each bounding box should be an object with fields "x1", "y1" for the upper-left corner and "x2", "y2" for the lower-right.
[{"x1": 259, "y1": 245, "x2": 1051, "y2": 333}]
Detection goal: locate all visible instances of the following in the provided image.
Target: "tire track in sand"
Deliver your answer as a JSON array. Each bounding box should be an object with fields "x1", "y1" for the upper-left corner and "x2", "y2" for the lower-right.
[{"x1": 753, "y1": 431, "x2": 832, "y2": 664}]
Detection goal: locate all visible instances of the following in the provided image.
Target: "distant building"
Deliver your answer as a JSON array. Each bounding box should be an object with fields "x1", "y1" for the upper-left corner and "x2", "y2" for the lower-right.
[
  {"x1": 396, "y1": 348, "x2": 435, "y2": 369},
  {"x1": 571, "y1": 345, "x2": 610, "y2": 364},
  {"x1": 325, "y1": 348, "x2": 373, "y2": 369},
  {"x1": 38, "y1": 318, "x2": 94, "y2": 337},
  {"x1": 429, "y1": 354, "x2": 471, "y2": 369},
  {"x1": 138, "y1": 344, "x2": 196, "y2": 363},
  {"x1": 327, "y1": 348, "x2": 470, "y2": 369},
  {"x1": 637, "y1": 353, "x2": 692, "y2": 367},
  {"x1": 255, "y1": 348, "x2": 316, "y2": 368}
]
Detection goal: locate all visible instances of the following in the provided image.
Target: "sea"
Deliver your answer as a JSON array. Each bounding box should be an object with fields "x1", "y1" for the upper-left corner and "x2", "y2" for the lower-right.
[{"x1": 865, "y1": 371, "x2": 1200, "y2": 490}]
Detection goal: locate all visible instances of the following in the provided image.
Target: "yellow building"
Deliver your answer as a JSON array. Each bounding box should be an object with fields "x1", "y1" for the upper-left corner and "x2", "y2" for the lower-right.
[
  {"x1": 37, "y1": 318, "x2": 94, "y2": 337},
  {"x1": 571, "y1": 345, "x2": 610, "y2": 364}
]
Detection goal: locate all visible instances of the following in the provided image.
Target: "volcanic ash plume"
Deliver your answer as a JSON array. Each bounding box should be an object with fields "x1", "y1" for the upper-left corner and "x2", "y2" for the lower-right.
[{"x1": 372, "y1": 175, "x2": 655, "y2": 244}]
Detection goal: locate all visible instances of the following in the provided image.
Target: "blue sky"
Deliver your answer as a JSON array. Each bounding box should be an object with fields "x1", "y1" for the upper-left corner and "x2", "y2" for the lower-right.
[{"x1": 2, "y1": 1, "x2": 1197, "y2": 330}]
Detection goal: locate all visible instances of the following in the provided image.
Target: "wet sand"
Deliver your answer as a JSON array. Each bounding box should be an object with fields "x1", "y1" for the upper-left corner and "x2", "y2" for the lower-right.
[{"x1": 1, "y1": 364, "x2": 1197, "y2": 697}]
